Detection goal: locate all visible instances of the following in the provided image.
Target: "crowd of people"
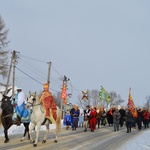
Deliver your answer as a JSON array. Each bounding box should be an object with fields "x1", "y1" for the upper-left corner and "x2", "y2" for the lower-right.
[
  {"x1": 10, "y1": 85, "x2": 150, "y2": 133},
  {"x1": 63, "y1": 105, "x2": 150, "y2": 133}
]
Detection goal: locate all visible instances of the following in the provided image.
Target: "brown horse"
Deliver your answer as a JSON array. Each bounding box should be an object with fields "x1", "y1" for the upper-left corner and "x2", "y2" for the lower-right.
[{"x1": 0, "y1": 95, "x2": 30, "y2": 143}]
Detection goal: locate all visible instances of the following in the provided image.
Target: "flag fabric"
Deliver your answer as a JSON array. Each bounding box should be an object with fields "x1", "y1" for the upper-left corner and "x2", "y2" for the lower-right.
[
  {"x1": 61, "y1": 82, "x2": 67, "y2": 104},
  {"x1": 127, "y1": 88, "x2": 138, "y2": 118},
  {"x1": 99, "y1": 86, "x2": 110, "y2": 102},
  {"x1": 82, "y1": 89, "x2": 89, "y2": 100}
]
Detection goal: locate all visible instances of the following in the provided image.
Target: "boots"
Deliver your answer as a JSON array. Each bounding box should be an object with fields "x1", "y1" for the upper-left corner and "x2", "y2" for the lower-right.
[
  {"x1": 126, "y1": 128, "x2": 129, "y2": 133},
  {"x1": 66, "y1": 126, "x2": 69, "y2": 130},
  {"x1": 16, "y1": 116, "x2": 21, "y2": 126}
]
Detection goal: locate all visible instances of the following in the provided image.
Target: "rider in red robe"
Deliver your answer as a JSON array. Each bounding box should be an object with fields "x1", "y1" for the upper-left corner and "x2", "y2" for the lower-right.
[{"x1": 40, "y1": 83, "x2": 57, "y2": 122}]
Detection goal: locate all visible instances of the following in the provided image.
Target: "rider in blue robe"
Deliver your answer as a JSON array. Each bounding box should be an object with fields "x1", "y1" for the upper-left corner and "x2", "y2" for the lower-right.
[{"x1": 12, "y1": 87, "x2": 29, "y2": 125}]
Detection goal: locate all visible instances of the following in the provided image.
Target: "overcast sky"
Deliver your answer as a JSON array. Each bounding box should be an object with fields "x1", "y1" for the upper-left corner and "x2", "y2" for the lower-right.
[{"x1": 1, "y1": 0, "x2": 150, "y2": 107}]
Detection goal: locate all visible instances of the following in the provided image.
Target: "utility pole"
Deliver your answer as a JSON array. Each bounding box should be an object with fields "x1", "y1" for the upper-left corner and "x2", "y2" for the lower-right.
[
  {"x1": 12, "y1": 50, "x2": 18, "y2": 97},
  {"x1": 4, "y1": 52, "x2": 14, "y2": 95},
  {"x1": 4, "y1": 50, "x2": 18, "y2": 96},
  {"x1": 47, "y1": 61, "x2": 51, "y2": 88}
]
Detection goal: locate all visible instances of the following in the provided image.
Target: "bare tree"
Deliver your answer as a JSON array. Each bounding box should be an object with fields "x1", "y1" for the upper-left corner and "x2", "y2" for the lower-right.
[
  {"x1": 109, "y1": 91, "x2": 124, "y2": 106},
  {"x1": 90, "y1": 89, "x2": 100, "y2": 106},
  {"x1": 53, "y1": 92, "x2": 61, "y2": 108},
  {"x1": 77, "y1": 89, "x2": 100, "y2": 109},
  {"x1": 77, "y1": 89, "x2": 125, "y2": 109},
  {"x1": 0, "y1": 15, "x2": 9, "y2": 79}
]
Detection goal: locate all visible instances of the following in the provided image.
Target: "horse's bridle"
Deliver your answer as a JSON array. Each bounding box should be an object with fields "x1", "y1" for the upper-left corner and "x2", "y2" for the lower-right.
[
  {"x1": 26, "y1": 94, "x2": 40, "y2": 106},
  {"x1": 27, "y1": 99, "x2": 41, "y2": 107},
  {"x1": 27, "y1": 95, "x2": 43, "y2": 113}
]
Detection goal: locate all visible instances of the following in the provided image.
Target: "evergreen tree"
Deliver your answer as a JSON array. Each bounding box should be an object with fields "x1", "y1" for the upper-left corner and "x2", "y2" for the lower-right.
[{"x1": 0, "y1": 15, "x2": 9, "y2": 79}]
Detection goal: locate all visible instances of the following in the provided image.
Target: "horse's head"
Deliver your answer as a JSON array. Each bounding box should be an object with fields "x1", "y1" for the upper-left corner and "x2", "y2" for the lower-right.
[
  {"x1": 1, "y1": 94, "x2": 13, "y2": 112},
  {"x1": 26, "y1": 91, "x2": 38, "y2": 107}
]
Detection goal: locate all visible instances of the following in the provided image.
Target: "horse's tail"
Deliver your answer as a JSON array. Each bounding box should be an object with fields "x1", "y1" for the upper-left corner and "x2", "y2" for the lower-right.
[{"x1": 56, "y1": 109, "x2": 61, "y2": 134}]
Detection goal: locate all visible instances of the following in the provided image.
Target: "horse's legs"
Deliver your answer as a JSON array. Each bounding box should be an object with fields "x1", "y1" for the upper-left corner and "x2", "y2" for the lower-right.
[
  {"x1": 33, "y1": 123, "x2": 41, "y2": 147},
  {"x1": 42, "y1": 124, "x2": 49, "y2": 143},
  {"x1": 2, "y1": 118, "x2": 13, "y2": 143},
  {"x1": 4, "y1": 128, "x2": 9, "y2": 143},
  {"x1": 29, "y1": 122, "x2": 35, "y2": 143},
  {"x1": 54, "y1": 114, "x2": 61, "y2": 143},
  {"x1": 20, "y1": 123, "x2": 30, "y2": 141},
  {"x1": 54, "y1": 124, "x2": 58, "y2": 143}
]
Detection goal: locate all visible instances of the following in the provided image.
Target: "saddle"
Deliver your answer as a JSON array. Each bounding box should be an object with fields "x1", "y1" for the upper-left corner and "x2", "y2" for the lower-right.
[{"x1": 12, "y1": 109, "x2": 31, "y2": 125}]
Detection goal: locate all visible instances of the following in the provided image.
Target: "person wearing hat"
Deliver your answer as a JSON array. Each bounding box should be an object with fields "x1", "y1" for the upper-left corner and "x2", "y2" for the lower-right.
[
  {"x1": 83, "y1": 105, "x2": 91, "y2": 132},
  {"x1": 12, "y1": 87, "x2": 26, "y2": 125},
  {"x1": 40, "y1": 83, "x2": 57, "y2": 123}
]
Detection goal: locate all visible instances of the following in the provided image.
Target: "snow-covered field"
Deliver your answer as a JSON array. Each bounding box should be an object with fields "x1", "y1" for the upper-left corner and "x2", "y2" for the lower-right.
[{"x1": 0, "y1": 120, "x2": 64, "y2": 137}]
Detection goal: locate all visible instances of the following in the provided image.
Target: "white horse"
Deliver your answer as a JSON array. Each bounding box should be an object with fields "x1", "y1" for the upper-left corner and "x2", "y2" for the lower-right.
[{"x1": 26, "y1": 91, "x2": 61, "y2": 147}]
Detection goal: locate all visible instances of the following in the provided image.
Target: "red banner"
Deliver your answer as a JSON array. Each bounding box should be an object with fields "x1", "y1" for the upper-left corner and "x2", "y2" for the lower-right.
[
  {"x1": 61, "y1": 82, "x2": 67, "y2": 104},
  {"x1": 128, "y1": 88, "x2": 138, "y2": 118}
]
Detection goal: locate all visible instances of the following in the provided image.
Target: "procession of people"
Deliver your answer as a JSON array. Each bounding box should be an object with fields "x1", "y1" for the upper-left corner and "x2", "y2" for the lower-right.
[
  {"x1": 10, "y1": 84, "x2": 150, "y2": 134},
  {"x1": 2, "y1": 83, "x2": 150, "y2": 140},
  {"x1": 63, "y1": 104, "x2": 150, "y2": 134}
]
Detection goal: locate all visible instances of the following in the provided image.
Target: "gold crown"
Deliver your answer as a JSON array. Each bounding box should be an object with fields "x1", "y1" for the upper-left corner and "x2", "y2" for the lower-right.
[{"x1": 43, "y1": 83, "x2": 49, "y2": 89}]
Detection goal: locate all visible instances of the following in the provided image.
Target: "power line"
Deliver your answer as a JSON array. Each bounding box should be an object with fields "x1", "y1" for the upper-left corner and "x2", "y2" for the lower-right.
[
  {"x1": 16, "y1": 66, "x2": 43, "y2": 85},
  {"x1": 17, "y1": 53, "x2": 81, "y2": 94},
  {"x1": 16, "y1": 66, "x2": 60, "y2": 93},
  {"x1": 17, "y1": 57, "x2": 47, "y2": 80},
  {"x1": 19, "y1": 54, "x2": 47, "y2": 63},
  {"x1": 51, "y1": 66, "x2": 63, "y2": 78},
  {"x1": 20, "y1": 53, "x2": 63, "y2": 79}
]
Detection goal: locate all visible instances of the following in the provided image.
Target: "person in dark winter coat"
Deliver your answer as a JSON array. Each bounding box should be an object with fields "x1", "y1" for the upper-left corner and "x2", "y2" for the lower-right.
[
  {"x1": 107, "y1": 108, "x2": 114, "y2": 127},
  {"x1": 125, "y1": 108, "x2": 133, "y2": 133},
  {"x1": 137, "y1": 108, "x2": 143, "y2": 131},
  {"x1": 70, "y1": 105, "x2": 75, "y2": 129},
  {"x1": 119, "y1": 106, "x2": 126, "y2": 127},
  {"x1": 72, "y1": 105, "x2": 80, "y2": 130},
  {"x1": 70, "y1": 105, "x2": 80, "y2": 130},
  {"x1": 113, "y1": 108, "x2": 121, "y2": 132}
]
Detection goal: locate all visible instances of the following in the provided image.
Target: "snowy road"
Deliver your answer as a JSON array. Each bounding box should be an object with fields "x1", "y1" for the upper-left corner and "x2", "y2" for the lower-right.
[{"x1": 0, "y1": 125, "x2": 146, "y2": 150}]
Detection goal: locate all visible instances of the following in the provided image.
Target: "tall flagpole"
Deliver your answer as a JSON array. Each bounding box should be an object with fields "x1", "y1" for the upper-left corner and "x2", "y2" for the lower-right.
[
  {"x1": 47, "y1": 61, "x2": 51, "y2": 89},
  {"x1": 129, "y1": 87, "x2": 131, "y2": 95}
]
